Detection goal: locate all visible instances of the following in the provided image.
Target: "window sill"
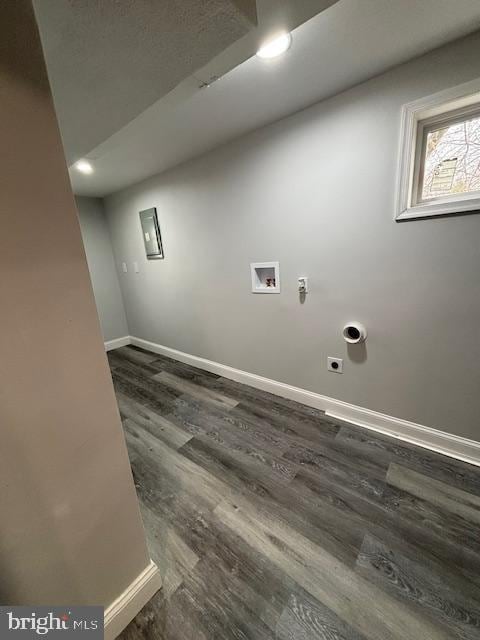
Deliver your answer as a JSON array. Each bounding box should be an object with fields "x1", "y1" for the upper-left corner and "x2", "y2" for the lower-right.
[{"x1": 396, "y1": 197, "x2": 480, "y2": 221}]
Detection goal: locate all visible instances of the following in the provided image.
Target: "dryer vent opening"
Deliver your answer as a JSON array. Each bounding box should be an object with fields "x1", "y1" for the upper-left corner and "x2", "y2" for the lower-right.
[{"x1": 343, "y1": 323, "x2": 367, "y2": 344}]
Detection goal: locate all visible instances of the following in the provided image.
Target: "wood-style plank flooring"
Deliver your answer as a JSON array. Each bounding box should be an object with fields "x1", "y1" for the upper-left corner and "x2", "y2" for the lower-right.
[{"x1": 110, "y1": 345, "x2": 480, "y2": 640}]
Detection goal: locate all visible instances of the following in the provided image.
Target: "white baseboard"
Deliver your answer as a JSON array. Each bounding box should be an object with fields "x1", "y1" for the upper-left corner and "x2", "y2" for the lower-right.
[
  {"x1": 105, "y1": 336, "x2": 131, "y2": 352},
  {"x1": 130, "y1": 335, "x2": 480, "y2": 467},
  {"x1": 324, "y1": 406, "x2": 480, "y2": 468},
  {"x1": 104, "y1": 560, "x2": 162, "y2": 640}
]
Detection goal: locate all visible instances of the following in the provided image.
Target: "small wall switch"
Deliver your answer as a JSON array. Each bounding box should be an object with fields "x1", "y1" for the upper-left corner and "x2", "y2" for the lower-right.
[
  {"x1": 328, "y1": 357, "x2": 343, "y2": 373},
  {"x1": 133, "y1": 261, "x2": 140, "y2": 273},
  {"x1": 122, "y1": 262, "x2": 128, "y2": 273}
]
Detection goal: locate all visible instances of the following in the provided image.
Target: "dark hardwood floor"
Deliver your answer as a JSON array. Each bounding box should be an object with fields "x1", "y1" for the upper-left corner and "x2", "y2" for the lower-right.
[{"x1": 109, "y1": 345, "x2": 480, "y2": 640}]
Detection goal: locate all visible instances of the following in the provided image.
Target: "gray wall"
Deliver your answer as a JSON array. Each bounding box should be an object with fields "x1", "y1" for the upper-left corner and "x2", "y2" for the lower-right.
[
  {"x1": 77, "y1": 196, "x2": 129, "y2": 342},
  {"x1": 104, "y1": 33, "x2": 480, "y2": 441}
]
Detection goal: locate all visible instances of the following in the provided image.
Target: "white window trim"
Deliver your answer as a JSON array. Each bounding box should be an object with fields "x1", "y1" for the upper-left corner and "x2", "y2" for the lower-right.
[{"x1": 396, "y1": 78, "x2": 480, "y2": 221}]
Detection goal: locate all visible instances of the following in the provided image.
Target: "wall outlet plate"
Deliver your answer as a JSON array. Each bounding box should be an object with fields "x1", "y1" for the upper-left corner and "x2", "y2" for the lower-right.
[{"x1": 328, "y1": 357, "x2": 343, "y2": 373}]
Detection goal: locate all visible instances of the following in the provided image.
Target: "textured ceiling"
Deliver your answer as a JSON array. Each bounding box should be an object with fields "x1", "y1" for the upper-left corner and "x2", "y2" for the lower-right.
[
  {"x1": 34, "y1": 0, "x2": 338, "y2": 166},
  {"x1": 33, "y1": 0, "x2": 258, "y2": 163},
  {"x1": 36, "y1": 1, "x2": 480, "y2": 197},
  {"x1": 69, "y1": 0, "x2": 480, "y2": 197}
]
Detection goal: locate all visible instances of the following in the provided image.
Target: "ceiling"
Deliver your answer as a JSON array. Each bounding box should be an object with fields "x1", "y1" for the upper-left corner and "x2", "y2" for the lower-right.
[
  {"x1": 33, "y1": 0, "x2": 258, "y2": 163},
  {"x1": 36, "y1": 0, "x2": 480, "y2": 198},
  {"x1": 34, "y1": 0, "x2": 337, "y2": 165}
]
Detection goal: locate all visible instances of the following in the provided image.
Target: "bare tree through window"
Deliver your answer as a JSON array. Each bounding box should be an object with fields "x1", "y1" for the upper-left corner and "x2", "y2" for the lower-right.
[{"x1": 422, "y1": 115, "x2": 480, "y2": 200}]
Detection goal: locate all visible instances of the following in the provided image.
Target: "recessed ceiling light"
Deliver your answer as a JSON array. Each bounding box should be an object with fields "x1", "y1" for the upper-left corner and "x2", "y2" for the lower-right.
[
  {"x1": 75, "y1": 159, "x2": 94, "y2": 175},
  {"x1": 256, "y1": 33, "x2": 292, "y2": 59}
]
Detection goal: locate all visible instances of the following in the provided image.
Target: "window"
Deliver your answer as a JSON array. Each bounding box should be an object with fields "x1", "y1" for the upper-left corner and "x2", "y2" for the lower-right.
[{"x1": 396, "y1": 79, "x2": 480, "y2": 220}]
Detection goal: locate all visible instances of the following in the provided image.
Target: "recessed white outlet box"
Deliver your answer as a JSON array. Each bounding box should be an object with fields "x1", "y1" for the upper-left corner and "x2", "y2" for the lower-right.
[
  {"x1": 133, "y1": 261, "x2": 140, "y2": 273},
  {"x1": 328, "y1": 357, "x2": 343, "y2": 373},
  {"x1": 251, "y1": 261, "x2": 280, "y2": 293},
  {"x1": 122, "y1": 262, "x2": 128, "y2": 273}
]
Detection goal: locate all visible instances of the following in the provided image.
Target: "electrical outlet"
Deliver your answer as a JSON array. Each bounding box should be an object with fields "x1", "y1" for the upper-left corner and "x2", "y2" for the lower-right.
[
  {"x1": 328, "y1": 357, "x2": 343, "y2": 373},
  {"x1": 121, "y1": 262, "x2": 128, "y2": 273}
]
